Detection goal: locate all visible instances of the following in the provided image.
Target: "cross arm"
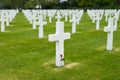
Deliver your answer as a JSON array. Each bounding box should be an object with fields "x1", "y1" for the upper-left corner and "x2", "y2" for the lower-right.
[
  {"x1": 44, "y1": 21, "x2": 47, "y2": 25},
  {"x1": 64, "y1": 33, "x2": 70, "y2": 40},
  {"x1": 49, "y1": 34, "x2": 59, "y2": 42},
  {"x1": 35, "y1": 21, "x2": 47, "y2": 26},
  {"x1": 104, "y1": 26, "x2": 117, "y2": 32}
]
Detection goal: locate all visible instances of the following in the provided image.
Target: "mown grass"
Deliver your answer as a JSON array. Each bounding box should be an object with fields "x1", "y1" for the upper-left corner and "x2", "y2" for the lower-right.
[{"x1": 0, "y1": 12, "x2": 120, "y2": 80}]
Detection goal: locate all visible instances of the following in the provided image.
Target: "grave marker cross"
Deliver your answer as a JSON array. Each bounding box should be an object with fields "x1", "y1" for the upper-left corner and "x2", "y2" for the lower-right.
[
  {"x1": 94, "y1": 13, "x2": 102, "y2": 30},
  {"x1": 70, "y1": 14, "x2": 78, "y2": 33},
  {"x1": 37, "y1": 15, "x2": 47, "y2": 38},
  {"x1": 0, "y1": 12, "x2": 5, "y2": 32},
  {"x1": 104, "y1": 18, "x2": 117, "y2": 50},
  {"x1": 49, "y1": 22, "x2": 70, "y2": 67},
  {"x1": 55, "y1": 12, "x2": 62, "y2": 22}
]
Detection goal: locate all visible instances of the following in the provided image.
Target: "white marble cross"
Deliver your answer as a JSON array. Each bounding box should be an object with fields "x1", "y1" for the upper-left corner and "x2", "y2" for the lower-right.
[
  {"x1": 76, "y1": 10, "x2": 84, "y2": 24},
  {"x1": 36, "y1": 15, "x2": 47, "y2": 38},
  {"x1": 113, "y1": 12, "x2": 119, "y2": 28},
  {"x1": 32, "y1": 13, "x2": 37, "y2": 29},
  {"x1": 95, "y1": 15, "x2": 100, "y2": 30},
  {"x1": 43, "y1": 12, "x2": 47, "y2": 20},
  {"x1": 104, "y1": 18, "x2": 117, "y2": 50},
  {"x1": 4, "y1": 11, "x2": 10, "y2": 26},
  {"x1": 49, "y1": 22, "x2": 70, "y2": 67},
  {"x1": 64, "y1": 12, "x2": 68, "y2": 22},
  {"x1": 0, "y1": 12, "x2": 5, "y2": 32},
  {"x1": 29, "y1": 13, "x2": 33, "y2": 24},
  {"x1": 94, "y1": 13, "x2": 102, "y2": 30},
  {"x1": 114, "y1": 19, "x2": 117, "y2": 29},
  {"x1": 48, "y1": 13, "x2": 52, "y2": 23},
  {"x1": 55, "y1": 12, "x2": 62, "y2": 22},
  {"x1": 70, "y1": 14, "x2": 78, "y2": 33},
  {"x1": 105, "y1": 13, "x2": 108, "y2": 22}
]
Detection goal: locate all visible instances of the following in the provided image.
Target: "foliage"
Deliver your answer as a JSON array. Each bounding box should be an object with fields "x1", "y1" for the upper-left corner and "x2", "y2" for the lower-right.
[
  {"x1": 0, "y1": 0, "x2": 26, "y2": 9},
  {"x1": 0, "y1": 0, "x2": 120, "y2": 9},
  {"x1": 24, "y1": 0, "x2": 36, "y2": 9},
  {"x1": 76, "y1": 0, "x2": 94, "y2": 8}
]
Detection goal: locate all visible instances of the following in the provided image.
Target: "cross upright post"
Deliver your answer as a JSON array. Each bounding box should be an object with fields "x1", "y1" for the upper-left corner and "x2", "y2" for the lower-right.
[
  {"x1": 70, "y1": 14, "x2": 78, "y2": 33},
  {"x1": 1, "y1": 11, "x2": 5, "y2": 32},
  {"x1": 55, "y1": 12, "x2": 62, "y2": 22},
  {"x1": 35, "y1": 15, "x2": 47, "y2": 38},
  {"x1": 95, "y1": 13, "x2": 102, "y2": 30}
]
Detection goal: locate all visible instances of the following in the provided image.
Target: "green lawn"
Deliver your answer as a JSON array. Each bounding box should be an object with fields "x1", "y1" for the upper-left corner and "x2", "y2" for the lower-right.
[{"x1": 0, "y1": 12, "x2": 120, "y2": 80}]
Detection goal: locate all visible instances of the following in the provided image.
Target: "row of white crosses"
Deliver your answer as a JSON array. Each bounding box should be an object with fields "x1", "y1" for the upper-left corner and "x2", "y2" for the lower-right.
[
  {"x1": 22, "y1": 10, "x2": 74, "y2": 67},
  {"x1": 101, "y1": 9, "x2": 120, "y2": 30},
  {"x1": 30, "y1": 9, "x2": 84, "y2": 24},
  {"x1": 23, "y1": 9, "x2": 84, "y2": 39},
  {"x1": 87, "y1": 10, "x2": 104, "y2": 30},
  {"x1": 23, "y1": 9, "x2": 119, "y2": 67},
  {"x1": 0, "y1": 10, "x2": 18, "y2": 32},
  {"x1": 61, "y1": 10, "x2": 84, "y2": 34},
  {"x1": 87, "y1": 9, "x2": 120, "y2": 31},
  {"x1": 87, "y1": 9, "x2": 120, "y2": 50},
  {"x1": 55, "y1": 10, "x2": 84, "y2": 34},
  {"x1": 23, "y1": 10, "x2": 48, "y2": 38},
  {"x1": 52, "y1": 9, "x2": 117, "y2": 67},
  {"x1": 104, "y1": 9, "x2": 117, "y2": 22}
]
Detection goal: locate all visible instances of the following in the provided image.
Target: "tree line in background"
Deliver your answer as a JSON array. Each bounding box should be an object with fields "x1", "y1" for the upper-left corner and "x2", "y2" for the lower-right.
[{"x1": 0, "y1": 0, "x2": 120, "y2": 9}]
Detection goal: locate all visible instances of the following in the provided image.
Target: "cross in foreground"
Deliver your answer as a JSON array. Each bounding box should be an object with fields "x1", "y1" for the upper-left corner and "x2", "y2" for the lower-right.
[{"x1": 49, "y1": 22, "x2": 70, "y2": 67}]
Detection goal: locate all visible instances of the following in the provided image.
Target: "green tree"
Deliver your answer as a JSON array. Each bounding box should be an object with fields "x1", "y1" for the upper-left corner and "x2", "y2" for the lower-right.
[
  {"x1": 25, "y1": 0, "x2": 36, "y2": 9},
  {"x1": 0, "y1": 0, "x2": 26, "y2": 9},
  {"x1": 42, "y1": 0, "x2": 58, "y2": 9},
  {"x1": 76, "y1": 0, "x2": 94, "y2": 8},
  {"x1": 0, "y1": 0, "x2": 120, "y2": 9}
]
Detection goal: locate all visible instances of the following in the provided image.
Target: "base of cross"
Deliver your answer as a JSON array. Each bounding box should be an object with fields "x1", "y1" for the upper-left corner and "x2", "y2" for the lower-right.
[{"x1": 56, "y1": 58, "x2": 65, "y2": 67}]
